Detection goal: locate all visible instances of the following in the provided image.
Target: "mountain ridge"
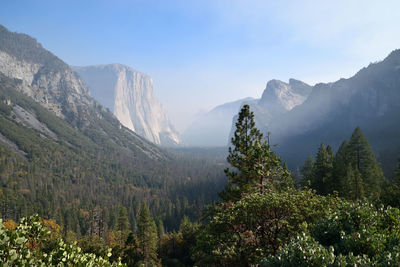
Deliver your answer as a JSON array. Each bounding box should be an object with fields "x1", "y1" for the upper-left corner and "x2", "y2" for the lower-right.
[
  {"x1": 0, "y1": 24, "x2": 167, "y2": 159},
  {"x1": 266, "y1": 49, "x2": 400, "y2": 175}
]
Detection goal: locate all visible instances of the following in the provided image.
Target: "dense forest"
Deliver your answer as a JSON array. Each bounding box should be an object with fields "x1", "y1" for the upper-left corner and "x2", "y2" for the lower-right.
[
  {"x1": 0, "y1": 72, "x2": 227, "y2": 235},
  {"x1": 2, "y1": 104, "x2": 400, "y2": 266}
]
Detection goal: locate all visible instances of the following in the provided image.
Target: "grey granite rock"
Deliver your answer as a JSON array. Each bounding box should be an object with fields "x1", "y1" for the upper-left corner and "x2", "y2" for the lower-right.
[{"x1": 73, "y1": 64, "x2": 182, "y2": 146}]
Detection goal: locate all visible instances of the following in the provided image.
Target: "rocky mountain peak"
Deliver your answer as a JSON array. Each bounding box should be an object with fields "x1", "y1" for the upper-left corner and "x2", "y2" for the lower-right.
[{"x1": 259, "y1": 79, "x2": 311, "y2": 112}]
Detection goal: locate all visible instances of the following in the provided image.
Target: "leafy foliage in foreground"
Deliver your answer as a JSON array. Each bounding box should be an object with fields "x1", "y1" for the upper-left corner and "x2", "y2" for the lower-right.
[
  {"x1": 193, "y1": 189, "x2": 333, "y2": 266},
  {"x1": 262, "y1": 201, "x2": 400, "y2": 266},
  {"x1": 193, "y1": 189, "x2": 400, "y2": 266},
  {"x1": 0, "y1": 215, "x2": 122, "y2": 266}
]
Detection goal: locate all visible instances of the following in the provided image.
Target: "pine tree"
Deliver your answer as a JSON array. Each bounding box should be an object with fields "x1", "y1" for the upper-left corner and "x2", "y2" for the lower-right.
[
  {"x1": 380, "y1": 158, "x2": 400, "y2": 207},
  {"x1": 178, "y1": 216, "x2": 199, "y2": 266},
  {"x1": 137, "y1": 202, "x2": 159, "y2": 266},
  {"x1": 347, "y1": 127, "x2": 385, "y2": 199},
  {"x1": 333, "y1": 140, "x2": 350, "y2": 195},
  {"x1": 392, "y1": 158, "x2": 400, "y2": 186},
  {"x1": 116, "y1": 207, "x2": 130, "y2": 232},
  {"x1": 311, "y1": 144, "x2": 334, "y2": 195},
  {"x1": 300, "y1": 155, "x2": 314, "y2": 187},
  {"x1": 344, "y1": 164, "x2": 364, "y2": 200},
  {"x1": 156, "y1": 219, "x2": 164, "y2": 238},
  {"x1": 123, "y1": 232, "x2": 142, "y2": 266},
  {"x1": 220, "y1": 104, "x2": 292, "y2": 201}
]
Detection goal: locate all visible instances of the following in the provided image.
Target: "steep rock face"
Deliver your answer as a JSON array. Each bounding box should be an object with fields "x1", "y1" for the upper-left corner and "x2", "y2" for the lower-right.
[
  {"x1": 259, "y1": 79, "x2": 311, "y2": 113},
  {"x1": 73, "y1": 64, "x2": 181, "y2": 146},
  {"x1": 0, "y1": 25, "x2": 95, "y2": 127},
  {"x1": 183, "y1": 97, "x2": 256, "y2": 146}
]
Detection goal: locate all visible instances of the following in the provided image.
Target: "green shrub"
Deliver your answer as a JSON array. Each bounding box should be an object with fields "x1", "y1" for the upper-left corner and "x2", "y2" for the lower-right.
[{"x1": 0, "y1": 215, "x2": 124, "y2": 266}]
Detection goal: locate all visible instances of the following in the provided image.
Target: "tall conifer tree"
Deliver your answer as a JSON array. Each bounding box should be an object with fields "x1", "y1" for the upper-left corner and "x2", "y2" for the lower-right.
[
  {"x1": 300, "y1": 155, "x2": 314, "y2": 187},
  {"x1": 347, "y1": 127, "x2": 385, "y2": 199},
  {"x1": 392, "y1": 158, "x2": 400, "y2": 186},
  {"x1": 311, "y1": 144, "x2": 334, "y2": 195},
  {"x1": 333, "y1": 140, "x2": 350, "y2": 195},
  {"x1": 344, "y1": 164, "x2": 364, "y2": 200},
  {"x1": 116, "y1": 207, "x2": 130, "y2": 232},
  {"x1": 137, "y1": 202, "x2": 159, "y2": 266},
  {"x1": 221, "y1": 104, "x2": 292, "y2": 201}
]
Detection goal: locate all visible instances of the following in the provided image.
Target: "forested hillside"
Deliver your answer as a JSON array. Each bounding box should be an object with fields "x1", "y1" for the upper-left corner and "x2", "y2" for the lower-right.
[
  {"x1": 0, "y1": 72, "x2": 226, "y2": 234},
  {"x1": 0, "y1": 25, "x2": 228, "y2": 235}
]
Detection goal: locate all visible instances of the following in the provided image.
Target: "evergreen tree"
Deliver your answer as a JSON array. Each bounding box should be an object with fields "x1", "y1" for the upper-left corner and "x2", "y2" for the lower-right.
[
  {"x1": 116, "y1": 207, "x2": 130, "y2": 232},
  {"x1": 326, "y1": 145, "x2": 334, "y2": 158},
  {"x1": 344, "y1": 164, "x2": 364, "y2": 200},
  {"x1": 178, "y1": 216, "x2": 199, "y2": 266},
  {"x1": 310, "y1": 144, "x2": 334, "y2": 195},
  {"x1": 300, "y1": 155, "x2": 314, "y2": 187},
  {"x1": 347, "y1": 127, "x2": 385, "y2": 199},
  {"x1": 122, "y1": 232, "x2": 142, "y2": 266},
  {"x1": 156, "y1": 219, "x2": 165, "y2": 239},
  {"x1": 137, "y1": 202, "x2": 159, "y2": 266},
  {"x1": 333, "y1": 140, "x2": 350, "y2": 195},
  {"x1": 381, "y1": 158, "x2": 400, "y2": 208},
  {"x1": 392, "y1": 158, "x2": 400, "y2": 186},
  {"x1": 221, "y1": 104, "x2": 292, "y2": 201}
]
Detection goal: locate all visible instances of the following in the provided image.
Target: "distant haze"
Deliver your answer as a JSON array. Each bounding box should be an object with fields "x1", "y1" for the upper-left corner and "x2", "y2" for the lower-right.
[{"x1": 1, "y1": 0, "x2": 400, "y2": 132}]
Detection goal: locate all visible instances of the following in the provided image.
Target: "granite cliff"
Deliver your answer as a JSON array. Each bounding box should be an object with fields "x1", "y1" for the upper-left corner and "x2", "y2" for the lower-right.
[
  {"x1": 0, "y1": 24, "x2": 166, "y2": 160},
  {"x1": 74, "y1": 64, "x2": 182, "y2": 146}
]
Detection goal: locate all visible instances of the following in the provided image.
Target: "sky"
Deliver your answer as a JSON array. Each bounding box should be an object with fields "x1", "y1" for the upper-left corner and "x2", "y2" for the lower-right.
[{"x1": 1, "y1": 0, "x2": 400, "y2": 132}]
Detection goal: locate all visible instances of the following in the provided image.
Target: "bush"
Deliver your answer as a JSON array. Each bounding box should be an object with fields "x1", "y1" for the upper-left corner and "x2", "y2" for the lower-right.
[
  {"x1": 262, "y1": 200, "x2": 400, "y2": 265},
  {"x1": 0, "y1": 215, "x2": 123, "y2": 266}
]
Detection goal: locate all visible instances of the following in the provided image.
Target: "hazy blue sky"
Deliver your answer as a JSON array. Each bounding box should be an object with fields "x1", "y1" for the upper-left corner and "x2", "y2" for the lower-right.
[{"x1": 1, "y1": 0, "x2": 400, "y2": 131}]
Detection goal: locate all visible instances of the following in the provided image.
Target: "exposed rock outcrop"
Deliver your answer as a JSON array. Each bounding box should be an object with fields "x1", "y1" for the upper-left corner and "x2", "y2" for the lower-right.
[
  {"x1": 224, "y1": 79, "x2": 312, "y2": 145},
  {"x1": 74, "y1": 64, "x2": 182, "y2": 146},
  {"x1": 0, "y1": 25, "x2": 95, "y2": 127},
  {"x1": 0, "y1": 24, "x2": 167, "y2": 160}
]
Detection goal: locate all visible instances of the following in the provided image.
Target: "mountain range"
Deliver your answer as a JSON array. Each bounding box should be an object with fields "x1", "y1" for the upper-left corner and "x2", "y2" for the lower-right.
[
  {"x1": 269, "y1": 50, "x2": 400, "y2": 175},
  {"x1": 183, "y1": 49, "x2": 400, "y2": 176},
  {"x1": 183, "y1": 78, "x2": 312, "y2": 147}
]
